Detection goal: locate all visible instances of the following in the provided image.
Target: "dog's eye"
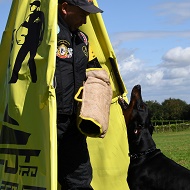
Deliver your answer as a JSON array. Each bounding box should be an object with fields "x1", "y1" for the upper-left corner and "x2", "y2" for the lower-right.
[{"x1": 134, "y1": 129, "x2": 139, "y2": 134}]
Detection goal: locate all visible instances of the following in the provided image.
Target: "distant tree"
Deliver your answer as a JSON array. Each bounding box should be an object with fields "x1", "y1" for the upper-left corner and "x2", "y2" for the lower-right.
[
  {"x1": 145, "y1": 100, "x2": 163, "y2": 120},
  {"x1": 162, "y1": 98, "x2": 188, "y2": 120},
  {"x1": 183, "y1": 104, "x2": 190, "y2": 120}
]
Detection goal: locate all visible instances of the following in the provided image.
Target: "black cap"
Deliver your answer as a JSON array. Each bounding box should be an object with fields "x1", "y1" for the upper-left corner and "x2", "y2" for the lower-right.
[
  {"x1": 30, "y1": 0, "x2": 41, "y2": 7},
  {"x1": 59, "y1": 0, "x2": 103, "y2": 14}
]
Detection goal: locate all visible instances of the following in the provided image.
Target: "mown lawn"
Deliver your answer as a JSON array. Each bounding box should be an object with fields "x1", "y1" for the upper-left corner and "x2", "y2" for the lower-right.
[{"x1": 152, "y1": 129, "x2": 190, "y2": 170}]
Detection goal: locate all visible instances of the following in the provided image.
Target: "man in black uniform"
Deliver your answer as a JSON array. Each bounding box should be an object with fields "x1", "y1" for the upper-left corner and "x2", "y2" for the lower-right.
[{"x1": 56, "y1": 1, "x2": 103, "y2": 189}]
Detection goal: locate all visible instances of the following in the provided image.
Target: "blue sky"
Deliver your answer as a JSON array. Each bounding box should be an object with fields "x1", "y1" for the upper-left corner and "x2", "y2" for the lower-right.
[{"x1": 1, "y1": 0, "x2": 190, "y2": 104}]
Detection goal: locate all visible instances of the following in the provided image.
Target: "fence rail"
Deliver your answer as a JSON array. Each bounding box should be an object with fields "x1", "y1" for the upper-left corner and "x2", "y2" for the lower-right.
[{"x1": 154, "y1": 123, "x2": 190, "y2": 133}]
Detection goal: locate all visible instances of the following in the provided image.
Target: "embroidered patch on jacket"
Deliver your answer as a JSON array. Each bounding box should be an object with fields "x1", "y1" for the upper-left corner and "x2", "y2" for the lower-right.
[
  {"x1": 57, "y1": 40, "x2": 73, "y2": 58},
  {"x1": 79, "y1": 32, "x2": 88, "y2": 46},
  {"x1": 82, "y1": 46, "x2": 88, "y2": 57}
]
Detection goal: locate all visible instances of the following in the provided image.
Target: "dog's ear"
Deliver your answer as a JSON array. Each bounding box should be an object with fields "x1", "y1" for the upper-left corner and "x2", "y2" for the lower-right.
[{"x1": 118, "y1": 96, "x2": 129, "y2": 110}]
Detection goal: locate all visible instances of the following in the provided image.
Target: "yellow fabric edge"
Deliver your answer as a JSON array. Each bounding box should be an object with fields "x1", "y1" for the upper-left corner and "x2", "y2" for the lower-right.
[
  {"x1": 74, "y1": 86, "x2": 83, "y2": 102},
  {"x1": 79, "y1": 115, "x2": 103, "y2": 133},
  {"x1": 86, "y1": 68, "x2": 106, "y2": 72}
]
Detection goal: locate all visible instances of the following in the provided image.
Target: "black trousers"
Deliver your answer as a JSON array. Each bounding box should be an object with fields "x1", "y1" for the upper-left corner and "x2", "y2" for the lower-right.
[{"x1": 57, "y1": 114, "x2": 93, "y2": 190}]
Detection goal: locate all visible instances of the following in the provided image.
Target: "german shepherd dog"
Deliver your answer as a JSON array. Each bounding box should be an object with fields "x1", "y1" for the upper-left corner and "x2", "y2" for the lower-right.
[{"x1": 119, "y1": 85, "x2": 190, "y2": 190}]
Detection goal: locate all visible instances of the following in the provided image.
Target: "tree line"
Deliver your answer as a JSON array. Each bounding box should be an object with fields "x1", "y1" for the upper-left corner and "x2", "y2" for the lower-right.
[{"x1": 145, "y1": 98, "x2": 190, "y2": 121}]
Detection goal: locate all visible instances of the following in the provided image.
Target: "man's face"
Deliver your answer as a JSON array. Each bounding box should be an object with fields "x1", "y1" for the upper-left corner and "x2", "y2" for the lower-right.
[{"x1": 64, "y1": 5, "x2": 90, "y2": 31}]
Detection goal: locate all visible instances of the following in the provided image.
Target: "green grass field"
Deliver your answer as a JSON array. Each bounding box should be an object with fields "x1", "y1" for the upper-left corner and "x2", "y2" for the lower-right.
[{"x1": 152, "y1": 129, "x2": 190, "y2": 170}]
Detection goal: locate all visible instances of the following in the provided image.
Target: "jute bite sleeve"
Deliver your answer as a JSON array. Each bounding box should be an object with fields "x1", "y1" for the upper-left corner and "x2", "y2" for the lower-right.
[{"x1": 75, "y1": 68, "x2": 113, "y2": 138}]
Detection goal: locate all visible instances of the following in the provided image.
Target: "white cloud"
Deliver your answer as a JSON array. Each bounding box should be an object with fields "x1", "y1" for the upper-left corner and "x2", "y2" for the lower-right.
[
  {"x1": 112, "y1": 31, "x2": 190, "y2": 47},
  {"x1": 164, "y1": 67, "x2": 190, "y2": 79},
  {"x1": 153, "y1": 2, "x2": 190, "y2": 24},
  {"x1": 119, "y1": 54, "x2": 141, "y2": 72},
  {"x1": 146, "y1": 70, "x2": 164, "y2": 85},
  {"x1": 118, "y1": 53, "x2": 145, "y2": 87},
  {"x1": 162, "y1": 47, "x2": 190, "y2": 67},
  {"x1": 116, "y1": 46, "x2": 190, "y2": 103}
]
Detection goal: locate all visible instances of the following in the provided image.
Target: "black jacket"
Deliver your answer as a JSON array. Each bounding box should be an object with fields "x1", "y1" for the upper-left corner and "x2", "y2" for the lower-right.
[{"x1": 55, "y1": 13, "x2": 89, "y2": 115}]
